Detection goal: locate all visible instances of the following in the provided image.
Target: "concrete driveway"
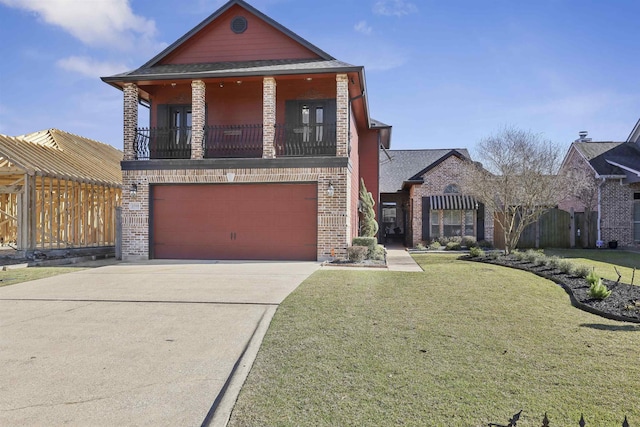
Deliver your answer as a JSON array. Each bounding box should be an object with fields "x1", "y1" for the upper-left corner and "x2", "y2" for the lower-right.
[{"x1": 0, "y1": 260, "x2": 319, "y2": 426}]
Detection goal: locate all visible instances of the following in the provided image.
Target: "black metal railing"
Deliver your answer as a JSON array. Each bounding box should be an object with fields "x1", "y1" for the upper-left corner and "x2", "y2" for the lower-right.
[
  {"x1": 135, "y1": 127, "x2": 191, "y2": 160},
  {"x1": 275, "y1": 123, "x2": 336, "y2": 157},
  {"x1": 203, "y1": 124, "x2": 263, "y2": 158},
  {"x1": 489, "y1": 410, "x2": 630, "y2": 426}
]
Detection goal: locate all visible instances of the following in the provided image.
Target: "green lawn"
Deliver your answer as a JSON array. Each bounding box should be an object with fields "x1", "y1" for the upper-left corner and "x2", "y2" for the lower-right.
[
  {"x1": 228, "y1": 254, "x2": 640, "y2": 427},
  {"x1": 0, "y1": 266, "x2": 87, "y2": 287},
  {"x1": 544, "y1": 249, "x2": 640, "y2": 284}
]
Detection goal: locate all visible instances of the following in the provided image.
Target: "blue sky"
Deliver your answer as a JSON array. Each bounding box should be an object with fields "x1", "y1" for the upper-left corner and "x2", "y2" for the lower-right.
[{"x1": 1, "y1": 0, "x2": 640, "y2": 156}]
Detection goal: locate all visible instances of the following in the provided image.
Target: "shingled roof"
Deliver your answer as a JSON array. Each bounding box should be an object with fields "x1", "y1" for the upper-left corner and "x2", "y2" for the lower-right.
[
  {"x1": 0, "y1": 129, "x2": 122, "y2": 186},
  {"x1": 380, "y1": 149, "x2": 471, "y2": 193},
  {"x1": 572, "y1": 141, "x2": 626, "y2": 176}
]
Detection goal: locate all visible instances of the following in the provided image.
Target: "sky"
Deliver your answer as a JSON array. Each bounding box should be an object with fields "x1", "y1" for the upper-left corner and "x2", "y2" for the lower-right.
[{"x1": 1, "y1": 0, "x2": 640, "y2": 157}]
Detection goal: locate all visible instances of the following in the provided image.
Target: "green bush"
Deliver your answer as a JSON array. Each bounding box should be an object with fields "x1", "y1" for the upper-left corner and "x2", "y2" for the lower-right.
[
  {"x1": 437, "y1": 236, "x2": 462, "y2": 245},
  {"x1": 461, "y1": 236, "x2": 477, "y2": 248},
  {"x1": 512, "y1": 250, "x2": 525, "y2": 261},
  {"x1": 586, "y1": 270, "x2": 600, "y2": 286},
  {"x1": 415, "y1": 242, "x2": 426, "y2": 250},
  {"x1": 588, "y1": 278, "x2": 611, "y2": 300},
  {"x1": 477, "y1": 240, "x2": 494, "y2": 248},
  {"x1": 428, "y1": 241, "x2": 442, "y2": 250},
  {"x1": 524, "y1": 249, "x2": 543, "y2": 264},
  {"x1": 469, "y1": 246, "x2": 484, "y2": 258},
  {"x1": 370, "y1": 245, "x2": 386, "y2": 261},
  {"x1": 347, "y1": 246, "x2": 368, "y2": 263},
  {"x1": 534, "y1": 254, "x2": 548, "y2": 266},
  {"x1": 557, "y1": 259, "x2": 574, "y2": 274},
  {"x1": 353, "y1": 237, "x2": 377, "y2": 258},
  {"x1": 545, "y1": 256, "x2": 561, "y2": 268},
  {"x1": 445, "y1": 241, "x2": 462, "y2": 251},
  {"x1": 487, "y1": 251, "x2": 500, "y2": 260},
  {"x1": 573, "y1": 264, "x2": 591, "y2": 278}
]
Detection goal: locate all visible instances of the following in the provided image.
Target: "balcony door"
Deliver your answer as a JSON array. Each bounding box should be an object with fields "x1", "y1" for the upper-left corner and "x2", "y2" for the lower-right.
[
  {"x1": 282, "y1": 99, "x2": 336, "y2": 156},
  {"x1": 153, "y1": 104, "x2": 192, "y2": 159}
]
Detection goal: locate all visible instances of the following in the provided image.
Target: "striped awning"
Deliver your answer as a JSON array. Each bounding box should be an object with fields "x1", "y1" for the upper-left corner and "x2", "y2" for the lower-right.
[{"x1": 430, "y1": 195, "x2": 478, "y2": 210}]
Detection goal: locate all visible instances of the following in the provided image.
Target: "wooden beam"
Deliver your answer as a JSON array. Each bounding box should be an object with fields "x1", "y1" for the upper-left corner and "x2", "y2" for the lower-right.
[{"x1": 0, "y1": 184, "x2": 24, "y2": 194}]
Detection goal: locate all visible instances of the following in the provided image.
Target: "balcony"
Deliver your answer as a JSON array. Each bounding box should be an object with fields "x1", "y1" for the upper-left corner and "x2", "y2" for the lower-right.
[{"x1": 133, "y1": 123, "x2": 337, "y2": 160}]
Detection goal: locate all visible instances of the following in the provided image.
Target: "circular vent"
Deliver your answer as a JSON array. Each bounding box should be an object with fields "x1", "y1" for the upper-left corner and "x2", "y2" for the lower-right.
[{"x1": 231, "y1": 16, "x2": 248, "y2": 34}]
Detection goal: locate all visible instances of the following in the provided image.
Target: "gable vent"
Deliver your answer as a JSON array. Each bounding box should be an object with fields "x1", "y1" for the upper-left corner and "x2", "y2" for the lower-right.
[{"x1": 231, "y1": 16, "x2": 248, "y2": 34}]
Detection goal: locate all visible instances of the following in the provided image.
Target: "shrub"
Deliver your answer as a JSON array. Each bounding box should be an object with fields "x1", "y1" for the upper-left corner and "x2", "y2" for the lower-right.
[
  {"x1": 588, "y1": 278, "x2": 612, "y2": 300},
  {"x1": 534, "y1": 254, "x2": 548, "y2": 266},
  {"x1": 370, "y1": 245, "x2": 386, "y2": 261},
  {"x1": 477, "y1": 240, "x2": 494, "y2": 248},
  {"x1": 352, "y1": 237, "x2": 377, "y2": 258},
  {"x1": 586, "y1": 270, "x2": 600, "y2": 287},
  {"x1": 461, "y1": 236, "x2": 477, "y2": 248},
  {"x1": 487, "y1": 251, "x2": 500, "y2": 260},
  {"x1": 573, "y1": 264, "x2": 591, "y2": 278},
  {"x1": 524, "y1": 249, "x2": 543, "y2": 264},
  {"x1": 437, "y1": 236, "x2": 462, "y2": 245},
  {"x1": 545, "y1": 256, "x2": 561, "y2": 268},
  {"x1": 469, "y1": 246, "x2": 484, "y2": 258},
  {"x1": 445, "y1": 241, "x2": 462, "y2": 251},
  {"x1": 512, "y1": 250, "x2": 526, "y2": 261},
  {"x1": 557, "y1": 259, "x2": 574, "y2": 274},
  {"x1": 428, "y1": 241, "x2": 442, "y2": 250},
  {"x1": 415, "y1": 242, "x2": 426, "y2": 250},
  {"x1": 347, "y1": 246, "x2": 368, "y2": 263}
]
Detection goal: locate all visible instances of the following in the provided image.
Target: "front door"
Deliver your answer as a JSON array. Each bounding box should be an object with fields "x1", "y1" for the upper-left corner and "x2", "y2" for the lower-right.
[{"x1": 153, "y1": 104, "x2": 192, "y2": 159}]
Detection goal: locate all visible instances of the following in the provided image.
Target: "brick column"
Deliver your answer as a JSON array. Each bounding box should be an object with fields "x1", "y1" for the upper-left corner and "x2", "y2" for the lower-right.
[
  {"x1": 336, "y1": 74, "x2": 349, "y2": 157},
  {"x1": 191, "y1": 80, "x2": 206, "y2": 159},
  {"x1": 123, "y1": 83, "x2": 138, "y2": 161},
  {"x1": 262, "y1": 77, "x2": 276, "y2": 159}
]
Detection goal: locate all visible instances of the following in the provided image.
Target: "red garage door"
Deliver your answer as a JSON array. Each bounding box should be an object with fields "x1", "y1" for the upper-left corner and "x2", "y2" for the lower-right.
[{"x1": 151, "y1": 183, "x2": 317, "y2": 260}]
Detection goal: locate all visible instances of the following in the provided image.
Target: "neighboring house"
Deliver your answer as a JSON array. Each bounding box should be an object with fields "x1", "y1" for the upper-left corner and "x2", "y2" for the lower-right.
[
  {"x1": 101, "y1": 0, "x2": 390, "y2": 261},
  {"x1": 379, "y1": 149, "x2": 493, "y2": 248},
  {"x1": 559, "y1": 130, "x2": 640, "y2": 248},
  {"x1": 0, "y1": 129, "x2": 122, "y2": 252}
]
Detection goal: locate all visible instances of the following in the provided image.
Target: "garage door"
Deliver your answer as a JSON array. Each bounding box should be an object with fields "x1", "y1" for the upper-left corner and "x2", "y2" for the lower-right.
[{"x1": 151, "y1": 183, "x2": 317, "y2": 260}]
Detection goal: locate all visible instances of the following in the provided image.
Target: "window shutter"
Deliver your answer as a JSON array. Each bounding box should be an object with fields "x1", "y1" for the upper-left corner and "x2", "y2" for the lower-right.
[
  {"x1": 477, "y1": 202, "x2": 485, "y2": 241},
  {"x1": 422, "y1": 197, "x2": 430, "y2": 242}
]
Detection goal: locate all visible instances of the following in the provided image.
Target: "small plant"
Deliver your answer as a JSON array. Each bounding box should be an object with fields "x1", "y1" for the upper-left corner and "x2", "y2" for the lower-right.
[
  {"x1": 370, "y1": 244, "x2": 386, "y2": 261},
  {"x1": 477, "y1": 240, "x2": 493, "y2": 248},
  {"x1": 461, "y1": 236, "x2": 477, "y2": 248},
  {"x1": 445, "y1": 241, "x2": 462, "y2": 251},
  {"x1": 347, "y1": 245, "x2": 368, "y2": 263},
  {"x1": 353, "y1": 237, "x2": 377, "y2": 259},
  {"x1": 512, "y1": 250, "x2": 525, "y2": 261},
  {"x1": 469, "y1": 246, "x2": 485, "y2": 258},
  {"x1": 534, "y1": 254, "x2": 548, "y2": 266},
  {"x1": 524, "y1": 249, "x2": 542, "y2": 264},
  {"x1": 428, "y1": 241, "x2": 442, "y2": 250},
  {"x1": 545, "y1": 256, "x2": 561, "y2": 269},
  {"x1": 487, "y1": 251, "x2": 500, "y2": 260},
  {"x1": 557, "y1": 259, "x2": 574, "y2": 274},
  {"x1": 573, "y1": 264, "x2": 591, "y2": 278},
  {"x1": 588, "y1": 278, "x2": 611, "y2": 300},
  {"x1": 586, "y1": 270, "x2": 600, "y2": 286},
  {"x1": 415, "y1": 242, "x2": 426, "y2": 250}
]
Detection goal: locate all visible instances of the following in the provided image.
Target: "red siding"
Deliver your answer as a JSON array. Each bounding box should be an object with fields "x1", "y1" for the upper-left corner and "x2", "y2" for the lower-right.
[
  {"x1": 359, "y1": 128, "x2": 380, "y2": 220},
  {"x1": 350, "y1": 110, "x2": 360, "y2": 239},
  {"x1": 160, "y1": 5, "x2": 321, "y2": 64},
  {"x1": 275, "y1": 78, "x2": 336, "y2": 122}
]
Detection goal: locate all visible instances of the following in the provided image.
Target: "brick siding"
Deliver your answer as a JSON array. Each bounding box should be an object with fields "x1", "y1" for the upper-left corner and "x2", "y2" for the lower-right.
[
  {"x1": 123, "y1": 83, "x2": 138, "y2": 161},
  {"x1": 190, "y1": 80, "x2": 205, "y2": 159}
]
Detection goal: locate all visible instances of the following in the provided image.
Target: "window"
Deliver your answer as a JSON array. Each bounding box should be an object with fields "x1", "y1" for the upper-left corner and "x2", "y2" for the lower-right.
[
  {"x1": 443, "y1": 210, "x2": 462, "y2": 237},
  {"x1": 464, "y1": 210, "x2": 474, "y2": 236},
  {"x1": 382, "y1": 206, "x2": 396, "y2": 224},
  {"x1": 431, "y1": 211, "x2": 440, "y2": 238},
  {"x1": 634, "y1": 193, "x2": 640, "y2": 242},
  {"x1": 444, "y1": 184, "x2": 460, "y2": 194}
]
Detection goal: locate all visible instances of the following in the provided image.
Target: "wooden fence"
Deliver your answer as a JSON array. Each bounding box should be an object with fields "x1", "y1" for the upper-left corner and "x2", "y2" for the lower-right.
[
  {"x1": 489, "y1": 410, "x2": 630, "y2": 426},
  {"x1": 493, "y1": 209, "x2": 598, "y2": 250}
]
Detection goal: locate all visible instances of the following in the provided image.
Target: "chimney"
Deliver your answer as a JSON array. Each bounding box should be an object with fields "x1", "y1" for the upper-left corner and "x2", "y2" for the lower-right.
[{"x1": 575, "y1": 131, "x2": 592, "y2": 142}]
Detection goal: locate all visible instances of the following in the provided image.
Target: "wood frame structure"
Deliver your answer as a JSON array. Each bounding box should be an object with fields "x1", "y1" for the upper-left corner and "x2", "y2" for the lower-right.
[{"x1": 0, "y1": 129, "x2": 122, "y2": 251}]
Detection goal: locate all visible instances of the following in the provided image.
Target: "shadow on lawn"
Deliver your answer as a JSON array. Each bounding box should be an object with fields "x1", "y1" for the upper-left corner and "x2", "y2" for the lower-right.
[{"x1": 580, "y1": 323, "x2": 640, "y2": 332}]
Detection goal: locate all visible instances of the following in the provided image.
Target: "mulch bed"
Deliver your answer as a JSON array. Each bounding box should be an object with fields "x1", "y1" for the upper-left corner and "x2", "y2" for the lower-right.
[{"x1": 464, "y1": 254, "x2": 640, "y2": 323}]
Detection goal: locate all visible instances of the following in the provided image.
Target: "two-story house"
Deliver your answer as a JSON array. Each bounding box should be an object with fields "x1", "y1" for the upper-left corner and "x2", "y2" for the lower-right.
[{"x1": 102, "y1": 0, "x2": 390, "y2": 261}]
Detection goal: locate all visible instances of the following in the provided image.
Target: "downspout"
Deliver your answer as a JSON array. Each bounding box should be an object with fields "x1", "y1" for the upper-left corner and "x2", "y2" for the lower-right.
[{"x1": 597, "y1": 176, "x2": 605, "y2": 243}]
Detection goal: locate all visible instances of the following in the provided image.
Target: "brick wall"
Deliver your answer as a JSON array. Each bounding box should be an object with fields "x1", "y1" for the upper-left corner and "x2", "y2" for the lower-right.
[
  {"x1": 409, "y1": 155, "x2": 494, "y2": 246},
  {"x1": 121, "y1": 166, "x2": 350, "y2": 261},
  {"x1": 123, "y1": 83, "x2": 138, "y2": 161},
  {"x1": 190, "y1": 80, "x2": 205, "y2": 159},
  {"x1": 262, "y1": 77, "x2": 276, "y2": 159},
  {"x1": 600, "y1": 180, "x2": 640, "y2": 247},
  {"x1": 557, "y1": 146, "x2": 597, "y2": 212}
]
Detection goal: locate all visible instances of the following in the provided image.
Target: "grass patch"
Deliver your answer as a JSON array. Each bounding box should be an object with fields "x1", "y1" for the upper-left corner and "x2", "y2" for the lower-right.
[
  {"x1": 545, "y1": 249, "x2": 640, "y2": 284},
  {"x1": 0, "y1": 266, "x2": 86, "y2": 287},
  {"x1": 229, "y1": 253, "x2": 640, "y2": 426}
]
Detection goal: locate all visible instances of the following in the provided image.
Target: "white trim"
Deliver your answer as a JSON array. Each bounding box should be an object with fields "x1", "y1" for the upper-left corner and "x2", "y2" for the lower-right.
[{"x1": 605, "y1": 160, "x2": 640, "y2": 177}]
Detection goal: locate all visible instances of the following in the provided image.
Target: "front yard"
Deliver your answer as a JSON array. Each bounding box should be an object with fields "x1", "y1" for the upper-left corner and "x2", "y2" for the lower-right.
[{"x1": 229, "y1": 253, "x2": 640, "y2": 426}]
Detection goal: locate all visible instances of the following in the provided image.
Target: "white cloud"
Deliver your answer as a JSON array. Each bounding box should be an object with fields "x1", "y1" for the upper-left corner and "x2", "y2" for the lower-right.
[
  {"x1": 56, "y1": 56, "x2": 129, "y2": 78},
  {"x1": 0, "y1": 0, "x2": 160, "y2": 52},
  {"x1": 354, "y1": 20, "x2": 373, "y2": 35},
  {"x1": 373, "y1": 0, "x2": 418, "y2": 17}
]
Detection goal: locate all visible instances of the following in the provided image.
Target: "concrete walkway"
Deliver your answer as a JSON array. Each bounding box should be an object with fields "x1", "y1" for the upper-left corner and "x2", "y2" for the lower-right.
[
  {"x1": 0, "y1": 260, "x2": 319, "y2": 427},
  {"x1": 385, "y1": 244, "x2": 424, "y2": 272}
]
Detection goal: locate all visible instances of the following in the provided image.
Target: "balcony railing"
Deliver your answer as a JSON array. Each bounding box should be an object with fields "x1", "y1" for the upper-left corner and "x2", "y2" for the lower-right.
[
  {"x1": 135, "y1": 127, "x2": 191, "y2": 160},
  {"x1": 204, "y1": 124, "x2": 263, "y2": 158},
  {"x1": 275, "y1": 123, "x2": 336, "y2": 157},
  {"x1": 133, "y1": 122, "x2": 338, "y2": 160}
]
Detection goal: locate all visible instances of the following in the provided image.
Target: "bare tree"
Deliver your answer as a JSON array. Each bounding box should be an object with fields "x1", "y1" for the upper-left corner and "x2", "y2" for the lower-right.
[
  {"x1": 563, "y1": 166, "x2": 599, "y2": 247},
  {"x1": 464, "y1": 127, "x2": 567, "y2": 254}
]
